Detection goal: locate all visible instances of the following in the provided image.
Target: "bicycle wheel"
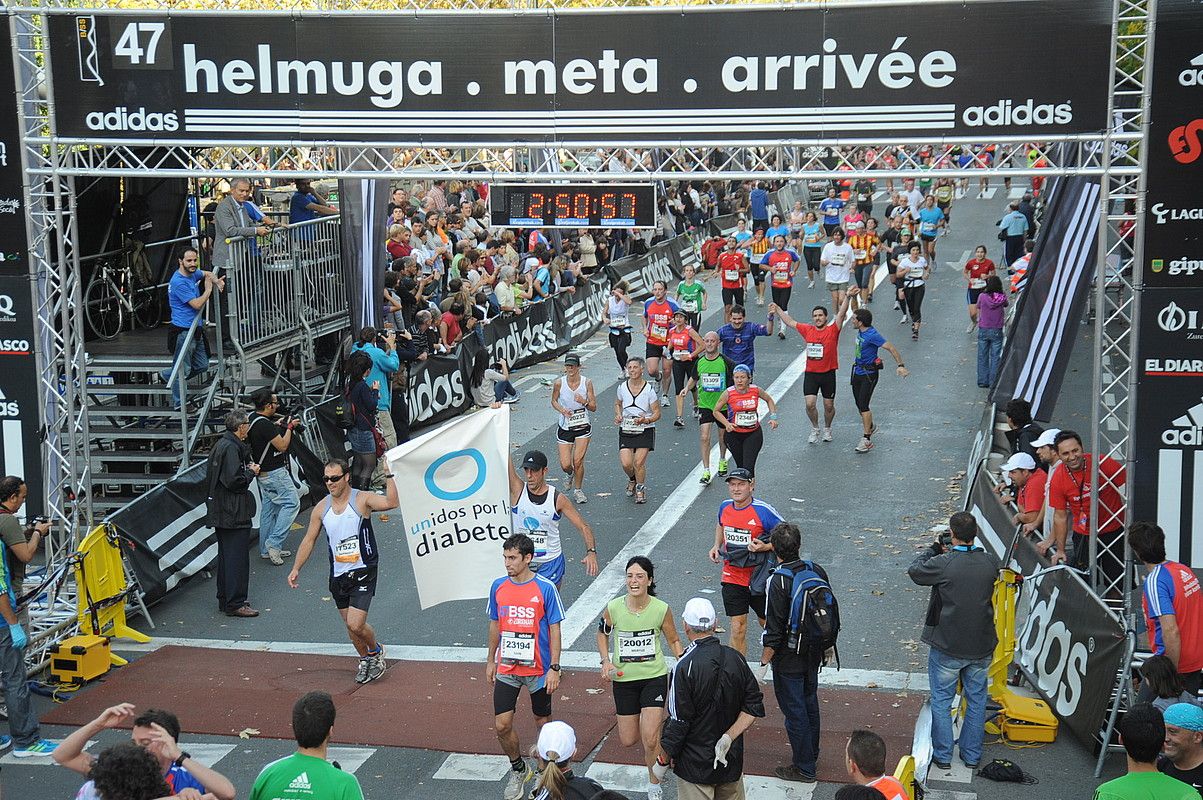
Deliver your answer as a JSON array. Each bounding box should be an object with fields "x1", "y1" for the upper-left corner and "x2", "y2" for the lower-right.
[
  {"x1": 85, "y1": 272, "x2": 123, "y2": 339},
  {"x1": 132, "y1": 284, "x2": 162, "y2": 330}
]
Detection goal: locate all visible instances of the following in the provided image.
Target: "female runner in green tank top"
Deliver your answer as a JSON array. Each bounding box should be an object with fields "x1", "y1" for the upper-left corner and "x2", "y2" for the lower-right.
[{"x1": 596, "y1": 556, "x2": 684, "y2": 800}]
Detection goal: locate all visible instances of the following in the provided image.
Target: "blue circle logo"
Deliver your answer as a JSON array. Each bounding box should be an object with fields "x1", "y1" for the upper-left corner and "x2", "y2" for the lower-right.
[
  {"x1": 424, "y1": 449, "x2": 487, "y2": 501},
  {"x1": 521, "y1": 516, "x2": 541, "y2": 532}
]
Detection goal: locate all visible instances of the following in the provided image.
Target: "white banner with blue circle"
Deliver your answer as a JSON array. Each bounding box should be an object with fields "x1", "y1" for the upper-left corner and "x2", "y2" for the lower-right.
[{"x1": 388, "y1": 406, "x2": 512, "y2": 609}]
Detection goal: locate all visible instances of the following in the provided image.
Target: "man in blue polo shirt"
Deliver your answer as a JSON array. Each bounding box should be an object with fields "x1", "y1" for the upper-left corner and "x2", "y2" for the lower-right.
[
  {"x1": 717, "y1": 305, "x2": 774, "y2": 376},
  {"x1": 289, "y1": 179, "x2": 338, "y2": 241},
  {"x1": 160, "y1": 247, "x2": 223, "y2": 410}
]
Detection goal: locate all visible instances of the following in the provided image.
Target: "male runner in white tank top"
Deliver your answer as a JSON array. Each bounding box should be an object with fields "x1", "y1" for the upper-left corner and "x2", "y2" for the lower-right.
[
  {"x1": 509, "y1": 450, "x2": 599, "y2": 587},
  {"x1": 288, "y1": 457, "x2": 399, "y2": 684}
]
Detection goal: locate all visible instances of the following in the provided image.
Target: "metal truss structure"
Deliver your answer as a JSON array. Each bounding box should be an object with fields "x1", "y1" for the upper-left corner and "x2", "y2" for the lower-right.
[{"x1": 4, "y1": 0, "x2": 1150, "y2": 675}]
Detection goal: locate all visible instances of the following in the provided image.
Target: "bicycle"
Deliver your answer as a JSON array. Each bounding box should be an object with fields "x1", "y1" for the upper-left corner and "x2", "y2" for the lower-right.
[{"x1": 84, "y1": 240, "x2": 163, "y2": 339}]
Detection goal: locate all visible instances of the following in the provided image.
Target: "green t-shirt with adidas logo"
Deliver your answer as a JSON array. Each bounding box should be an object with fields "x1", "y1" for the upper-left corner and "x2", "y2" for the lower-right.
[{"x1": 250, "y1": 753, "x2": 364, "y2": 800}]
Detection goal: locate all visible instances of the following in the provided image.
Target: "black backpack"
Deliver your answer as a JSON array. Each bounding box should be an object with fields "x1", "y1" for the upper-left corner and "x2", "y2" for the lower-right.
[
  {"x1": 334, "y1": 387, "x2": 356, "y2": 430},
  {"x1": 774, "y1": 561, "x2": 841, "y2": 667}
]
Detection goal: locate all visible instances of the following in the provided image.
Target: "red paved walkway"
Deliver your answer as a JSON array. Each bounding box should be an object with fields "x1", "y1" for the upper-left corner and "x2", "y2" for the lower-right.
[{"x1": 43, "y1": 646, "x2": 922, "y2": 781}]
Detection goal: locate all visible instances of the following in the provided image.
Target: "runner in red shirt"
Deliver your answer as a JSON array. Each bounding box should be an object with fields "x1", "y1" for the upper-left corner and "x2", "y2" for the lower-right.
[
  {"x1": 642, "y1": 282, "x2": 679, "y2": 404},
  {"x1": 770, "y1": 287, "x2": 857, "y2": 444},
  {"x1": 712, "y1": 365, "x2": 779, "y2": 477},
  {"x1": 666, "y1": 310, "x2": 704, "y2": 429},
  {"x1": 1041, "y1": 430, "x2": 1127, "y2": 592},
  {"x1": 760, "y1": 235, "x2": 800, "y2": 341},
  {"x1": 963, "y1": 246, "x2": 997, "y2": 333},
  {"x1": 717, "y1": 237, "x2": 749, "y2": 322}
]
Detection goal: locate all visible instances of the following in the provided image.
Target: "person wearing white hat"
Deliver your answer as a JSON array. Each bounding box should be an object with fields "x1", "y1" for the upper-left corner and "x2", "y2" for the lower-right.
[
  {"x1": 657, "y1": 597, "x2": 765, "y2": 800},
  {"x1": 998, "y1": 452, "x2": 1046, "y2": 530},
  {"x1": 1026, "y1": 428, "x2": 1061, "y2": 542},
  {"x1": 529, "y1": 721, "x2": 604, "y2": 800}
]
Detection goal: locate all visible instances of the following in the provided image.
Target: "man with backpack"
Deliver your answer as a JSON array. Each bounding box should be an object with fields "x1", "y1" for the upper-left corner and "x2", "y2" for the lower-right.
[
  {"x1": 907, "y1": 512, "x2": 1001, "y2": 771},
  {"x1": 760, "y1": 521, "x2": 838, "y2": 784}
]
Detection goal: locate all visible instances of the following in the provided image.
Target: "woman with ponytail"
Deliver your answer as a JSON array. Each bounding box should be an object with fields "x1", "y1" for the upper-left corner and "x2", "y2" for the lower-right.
[
  {"x1": 530, "y1": 721, "x2": 604, "y2": 800},
  {"x1": 595, "y1": 557, "x2": 684, "y2": 800}
]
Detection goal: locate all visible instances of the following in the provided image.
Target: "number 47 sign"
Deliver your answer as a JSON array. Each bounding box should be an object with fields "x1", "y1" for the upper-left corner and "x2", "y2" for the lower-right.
[{"x1": 76, "y1": 16, "x2": 173, "y2": 84}]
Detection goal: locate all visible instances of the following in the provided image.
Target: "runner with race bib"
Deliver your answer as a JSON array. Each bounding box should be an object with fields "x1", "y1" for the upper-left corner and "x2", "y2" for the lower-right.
[
  {"x1": 707, "y1": 468, "x2": 784, "y2": 657},
  {"x1": 597, "y1": 556, "x2": 684, "y2": 800},
  {"x1": 963, "y1": 245, "x2": 997, "y2": 334},
  {"x1": 675, "y1": 263, "x2": 707, "y2": 331},
  {"x1": 760, "y1": 235, "x2": 800, "y2": 341},
  {"x1": 288, "y1": 458, "x2": 399, "y2": 684},
  {"x1": 615, "y1": 357, "x2": 661, "y2": 505},
  {"x1": 551, "y1": 354, "x2": 598, "y2": 504},
  {"x1": 666, "y1": 310, "x2": 705, "y2": 429},
  {"x1": 713, "y1": 365, "x2": 779, "y2": 477},
  {"x1": 487, "y1": 533, "x2": 567, "y2": 800},
  {"x1": 509, "y1": 450, "x2": 599, "y2": 586},
  {"x1": 717, "y1": 236, "x2": 749, "y2": 323},
  {"x1": 642, "y1": 282, "x2": 680, "y2": 406},
  {"x1": 603, "y1": 281, "x2": 635, "y2": 378},
  {"x1": 693, "y1": 332, "x2": 736, "y2": 484}
]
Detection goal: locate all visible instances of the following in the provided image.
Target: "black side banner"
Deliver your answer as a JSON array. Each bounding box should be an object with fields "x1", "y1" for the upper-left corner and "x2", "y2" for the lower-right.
[
  {"x1": 0, "y1": 14, "x2": 43, "y2": 516},
  {"x1": 967, "y1": 469, "x2": 1126, "y2": 748},
  {"x1": 1132, "y1": 0, "x2": 1203, "y2": 566}
]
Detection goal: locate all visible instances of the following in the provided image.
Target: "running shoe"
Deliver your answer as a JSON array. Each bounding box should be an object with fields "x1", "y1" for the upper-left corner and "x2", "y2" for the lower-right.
[
  {"x1": 12, "y1": 739, "x2": 56, "y2": 758},
  {"x1": 502, "y1": 394, "x2": 520, "y2": 404},
  {"x1": 807, "y1": 279, "x2": 815, "y2": 289},
  {"x1": 854, "y1": 438, "x2": 875, "y2": 454},
  {"x1": 674, "y1": 416, "x2": 684, "y2": 428},
  {"x1": 717, "y1": 459, "x2": 728, "y2": 476},
  {"x1": 699, "y1": 470, "x2": 712, "y2": 485},
  {"x1": 355, "y1": 656, "x2": 372, "y2": 684},
  {"x1": 573, "y1": 488, "x2": 587, "y2": 504},
  {"x1": 626, "y1": 478, "x2": 636, "y2": 497},
  {"x1": 564, "y1": 466, "x2": 574, "y2": 479},
  {"x1": 647, "y1": 782, "x2": 665, "y2": 800},
  {"x1": 912, "y1": 329, "x2": 919, "y2": 341},
  {"x1": 899, "y1": 315, "x2": 908, "y2": 325},
  {"x1": 0, "y1": 735, "x2": 9, "y2": 751},
  {"x1": 364, "y1": 650, "x2": 387, "y2": 683},
  {"x1": 661, "y1": 396, "x2": 670, "y2": 407},
  {"x1": 777, "y1": 331, "x2": 786, "y2": 340},
  {"x1": 756, "y1": 295, "x2": 764, "y2": 306},
  {"x1": 503, "y1": 763, "x2": 535, "y2": 800},
  {"x1": 808, "y1": 428, "x2": 820, "y2": 444},
  {"x1": 867, "y1": 293, "x2": 874, "y2": 303},
  {"x1": 635, "y1": 485, "x2": 647, "y2": 504},
  {"x1": 822, "y1": 429, "x2": 833, "y2": 442}
]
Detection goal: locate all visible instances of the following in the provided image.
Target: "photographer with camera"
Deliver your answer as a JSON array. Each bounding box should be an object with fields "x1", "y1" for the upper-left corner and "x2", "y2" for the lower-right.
[
  {"x1": 0, "y1": 476, "x2": 49, "y2": 619},
  {"x1": 247, "y1": 388, "x2": 302, "y2": 566},
  {"x1": 907, "y1": 512, "x2": 1000, "y2": 771}
]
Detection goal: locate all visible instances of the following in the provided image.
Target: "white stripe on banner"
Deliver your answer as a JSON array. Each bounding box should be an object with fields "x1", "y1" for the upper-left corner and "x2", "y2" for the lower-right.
[
  {"x1": 1160, "y1": 450, "x2": 1184, "y2": 563},
  {"x1": 1194, "y1": 461, "x2": 1203, "y2": 569},
  {"x1": 1012, "y1": 180, "x2": 1100, "y2": 409},
  {"x1": 2, "y1": 420, "x2": 22, "y2": 481}
]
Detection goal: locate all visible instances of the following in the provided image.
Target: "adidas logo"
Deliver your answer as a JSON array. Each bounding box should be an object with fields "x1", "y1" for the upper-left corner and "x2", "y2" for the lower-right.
[
  {"x1": 1163, "y1": 397, "x2": 1203, "y2": 446},
  {"x1": 654, "y1": 694, "x2": 664, "y2": 702},
  {"x1": 288, "y1": 772, "x2": 312, "y2": 790},
  {"x1": 530, "y1": 595, "x2": 540, "y2": 602}
]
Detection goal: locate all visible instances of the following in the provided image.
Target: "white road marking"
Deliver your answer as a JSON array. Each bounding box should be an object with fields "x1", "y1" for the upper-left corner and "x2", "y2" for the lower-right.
[
  {"x1": 432, "y1": 753, "x2": 513, "y2": 781},
  {"x1": 584, "y1": 762, "x2": 651, "y2": 793},
  {"x1": 926, "y1": 791, "x2": 977, "y2": 800},
  {"x1": 927, "y1": 749, "x2": 975, "y2": 784},
  {"x1": 558, "y1": 349, "x2": 812, "y2": 648},
  {"x1": 742, "y1": 775, "x2": 820, "y2": 798},
  {"x1": 0, "y1": 739, "x2": 95, "y2": 765},
  {"x1": 1008, "y1": 187, "x2": 1026, "y2": 200},
  {"x1": 113, "y1": 637, "x2": 925, "y2": 689},
  {"x1": 326, "y1": 746, "x2": 377, "y2": 775},
  {"x1": 978, "y1": 188, "x2": 997, "y2": 200}
]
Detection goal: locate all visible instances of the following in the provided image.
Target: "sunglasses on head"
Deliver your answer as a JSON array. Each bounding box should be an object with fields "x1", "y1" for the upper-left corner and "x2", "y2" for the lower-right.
[{"x1": 323, "y1": 473, "x2": 347, "y2": 483}]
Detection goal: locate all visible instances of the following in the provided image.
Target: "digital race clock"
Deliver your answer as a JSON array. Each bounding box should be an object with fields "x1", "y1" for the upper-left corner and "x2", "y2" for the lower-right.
[{"x1": 489, "y1": 184, "x2": 657, "y2": 229}]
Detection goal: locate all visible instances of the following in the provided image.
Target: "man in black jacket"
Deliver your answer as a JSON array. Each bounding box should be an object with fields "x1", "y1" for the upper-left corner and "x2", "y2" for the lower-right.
[
  {"x1": 1003, "y1": 398, "x2": 1044, "y2": 461},
  {"x1": 760, "y1": 521, "x2": 829, "y2": 784},
  {"x1": 907, "y1": 512, "x2": 1001, "y2": 771},
  {"x1": 657, "y1": 597, "x2": 764, "y2": 800},
  {"x1": 206, "y1": 411, "x2": 260, "y2": 618}
]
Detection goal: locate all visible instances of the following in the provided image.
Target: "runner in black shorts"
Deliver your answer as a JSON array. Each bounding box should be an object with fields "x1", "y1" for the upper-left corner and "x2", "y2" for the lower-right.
[
  {"x1": 598, "y1": 556, "x2": 683, "y2": 799},
  {"x1": 849, "y1": 308, "x2": 909, "y2": 454},
  {"x1": 289, "y1": 458, "x2": 399, "y2": 684}
]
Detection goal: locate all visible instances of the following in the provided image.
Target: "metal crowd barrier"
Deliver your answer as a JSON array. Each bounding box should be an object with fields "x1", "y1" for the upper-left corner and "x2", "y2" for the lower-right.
[{"x1": 222, "y1": 215, "x2": 346, "y2": 358}]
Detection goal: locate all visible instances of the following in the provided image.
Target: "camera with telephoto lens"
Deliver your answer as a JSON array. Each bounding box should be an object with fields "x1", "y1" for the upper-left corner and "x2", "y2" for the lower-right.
[{"x1": 281, "y1": 409, "x2": 307, "y2": 434}]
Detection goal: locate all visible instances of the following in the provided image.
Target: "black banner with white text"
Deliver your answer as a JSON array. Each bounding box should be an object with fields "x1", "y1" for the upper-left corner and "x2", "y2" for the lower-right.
[{"x1": 47, "y1": 2, "x2": 1110, "y2": 142}]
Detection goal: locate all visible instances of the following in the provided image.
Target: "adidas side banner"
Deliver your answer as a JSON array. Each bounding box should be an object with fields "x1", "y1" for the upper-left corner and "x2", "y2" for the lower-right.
[{"x1": 387, "y1": 405, "x2": 512, "y2": 608}]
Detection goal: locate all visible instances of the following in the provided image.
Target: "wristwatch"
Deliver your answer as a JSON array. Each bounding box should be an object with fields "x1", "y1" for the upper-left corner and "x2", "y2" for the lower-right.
[
  {"x1": 174, "y1": 752, "x2": 190, "y2": 767},
  {"x1": 549, "y1": 663, "x2": 561, "y2": 672},
  {"x1": 586, "y1": 548, "x2": 597, "y2": 554}
]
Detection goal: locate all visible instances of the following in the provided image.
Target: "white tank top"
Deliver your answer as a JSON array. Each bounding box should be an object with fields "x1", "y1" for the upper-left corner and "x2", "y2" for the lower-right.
[
  {"x1": 323, "y1": 489, "x2": 368, "y2": 577},
  {"x1": 512, "y1": 485, "x2": 562, "y2": 564},
  {"x1": 902, "y1": 256, "x2": 927, "y2": 286},
  {"x1": 557, "y1": 375, "x2": 591, "y2": 430},
  {"x1": 607, "y1": 296, "x2": 630, "y2": 330},
  {"x1": 617, "y1": 379, "x2": 657, "y2": 434}
]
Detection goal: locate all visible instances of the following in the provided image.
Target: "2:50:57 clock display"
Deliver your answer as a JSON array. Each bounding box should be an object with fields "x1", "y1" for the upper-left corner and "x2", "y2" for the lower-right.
[{"x1": 489, "y1": 184, "x2": 657, "y2": 229}]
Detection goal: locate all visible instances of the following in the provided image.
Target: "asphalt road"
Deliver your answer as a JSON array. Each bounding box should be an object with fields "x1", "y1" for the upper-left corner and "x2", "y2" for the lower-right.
[{"x1": 2, "y1": 189, "x2": 1121, "y2": 800}]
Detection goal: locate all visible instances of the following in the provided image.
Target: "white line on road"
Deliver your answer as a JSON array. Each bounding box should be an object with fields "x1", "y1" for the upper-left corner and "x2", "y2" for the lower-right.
[
  {"x1": 114, "y1": 637, "x2": 925, "y2": 689},
  {"x1": 326, "y1": 746, "x2": 380, "y2": 775},
  {"x1": 978, "y1": 187, "x2": 998, "y2": 200},
  {"x1": 558, "y1": 349, "x2": 811, "y2": 648}
]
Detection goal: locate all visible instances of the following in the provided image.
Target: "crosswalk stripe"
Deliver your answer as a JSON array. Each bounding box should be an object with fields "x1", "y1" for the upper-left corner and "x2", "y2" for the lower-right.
[
  {"x1": 1008, "y1": 186, "x2": 1026, "y2": 199},
  {"x1": 0, "y1": 739, "x2": 95, "y2": 765},
  {"x1": 432, "y1": 753, "x2": 512, "y2": 781},
  {"x1": 326, "y1": 746, "x2": 377, "y2": 775},
  {"x1": 584, "y1": 762, "x2": 650, "y2": 794},
  {"x1": 743, "y1": 774, "x2": 820, "y2": 798},
  {"x1": 0, "y1": 741, "x2": 236, "y2": 768},
  {"x1": 927, "y1": 790, "x2": 978, "y2": 800},
  {"x1": 979, "y1": 187, "x2": 998, "y2": 200},
  {"x1": 583, "y1": 764, "x2": 819, "y2": 799}
]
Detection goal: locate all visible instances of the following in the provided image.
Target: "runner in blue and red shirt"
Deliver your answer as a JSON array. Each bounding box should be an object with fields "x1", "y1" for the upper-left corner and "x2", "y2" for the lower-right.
[
  {"x1": 643, "y1": 282, "x2": 680, "y2": 404},
  {"x1": 487, "y1": 533, "x2": 566, "y2": 800},
  {"x1": 707, "y1": 469, "x2": 783, "y2": 657},
  {"x1": 1131, "y1": 522, "x2": 1203, "y2": 695}
]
